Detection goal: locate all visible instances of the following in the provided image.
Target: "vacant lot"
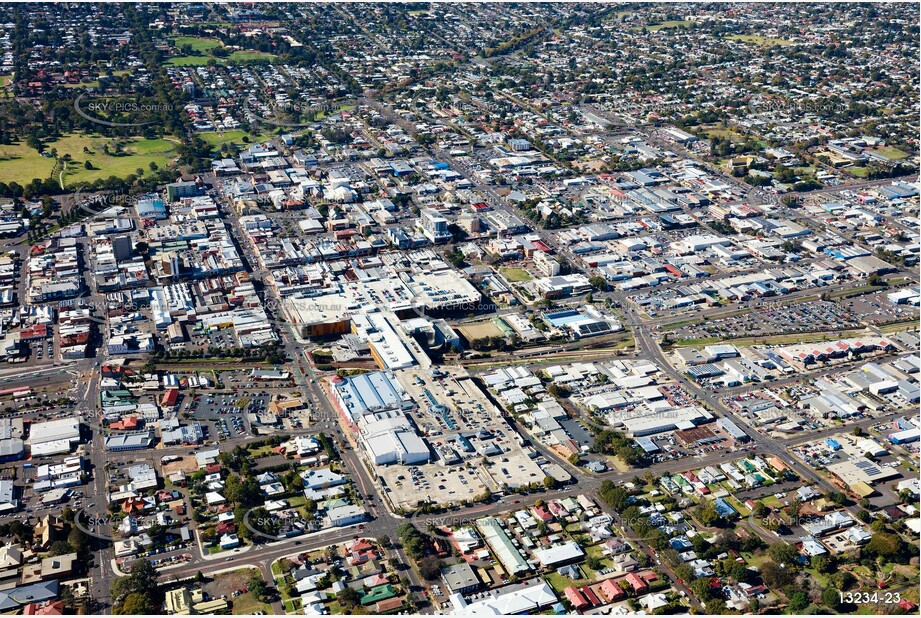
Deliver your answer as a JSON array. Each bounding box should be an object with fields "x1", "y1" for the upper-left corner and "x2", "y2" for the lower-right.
[{"x1": 456, "y1": 320, "x2": 504, "y2": 342}]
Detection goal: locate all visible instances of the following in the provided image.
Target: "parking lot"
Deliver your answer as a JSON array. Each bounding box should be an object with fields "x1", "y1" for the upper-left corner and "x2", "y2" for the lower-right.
[
  {"x1": 380, "y1": 463, "x2": 490, "y2": 511},
  {"x1": 673, "y1": 299, "x2": 863, "y2": 340}
]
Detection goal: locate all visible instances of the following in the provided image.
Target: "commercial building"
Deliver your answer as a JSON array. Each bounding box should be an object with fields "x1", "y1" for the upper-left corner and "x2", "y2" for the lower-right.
[
  {"x1": 104, "y1": 432, "x2": 153, "y2": 452},
  {"x1": 441, "y1": 562, "x2": 482, "y2": 594},
  {"x1": 717, "y1": 417, "x2": 750, "y2": 442},
  {"x1": 476, "y1": 517, "x2": 530, "y2": 575},
  {"x1": 330, "y1": 371, "x2": 415, "y2": 426},
  {"x1": 328, "y1": 505, "x2": 367, "y2": 527},
  {"x1": 357, "y1": 414, "x2": 430, "y2": 466},
  {"x1": 419, "y1": 208, "x2": 452, "y2": 244},
  {"x1": 28, "y1": 417, "x2": 81, "y2": 457},
  {"x1": 449, "y1": 581, "x2": 557, "y2": 615},
  {"x1": 0, "y1": 480, "x2": 17, "y2": 512},
  {"x1": 533, "y1": 541, "x2": 585, "y2": 568},
  {"x1": 620, "y1": 406, "x2": 714, "y2": 437}
]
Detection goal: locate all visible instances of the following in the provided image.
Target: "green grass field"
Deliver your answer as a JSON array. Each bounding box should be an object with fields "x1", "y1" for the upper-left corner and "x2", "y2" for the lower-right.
[
  {"x1": 167, "y1": 36, "x2": 277, "y2": 66},
  {"x1": 171, "y1": 36, "x2": 223, "y2": 52},
  {"x1": 727, "y1": 34, "x2": 795, "y2": 47},
  {"x1": 60, "y1": 135, "x2": 178, "y2": 185},
  {"x1": 869, "y1": 146, "x2": 909, "y2": 160},
  {"x1": 165, "y1": 55, "x2": 214, "y2": 67},
  {"x1": 849, "y1": 167, "x2": 871, "y2": 178},
  {"x1": 501, "y1": 267, "x2": 533, "y2": 282},
  {"x1": 0, "y1": 133, "x2": 178, "y2": 187},
  {"x1": 198, "y1": 129, "x2": 275, "y2": 149},
  {"x1": 229, "y1": 50, "x2": 277, "y2": 62}
]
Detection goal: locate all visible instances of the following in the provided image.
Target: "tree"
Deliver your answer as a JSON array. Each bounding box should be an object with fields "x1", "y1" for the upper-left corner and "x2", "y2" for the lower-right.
[
  {"x1": 810, "y1": 554, "x2": 835, "y2": 574},
  {"x1": 821, "y1": 586, "x2": 842, "y2": 611},
  {"x1": 337, "y1": 587, "x2": 360, "y2": 609},
  {"x1": 690, "y1": 577, "x2": 715, "y2": 601},
  {"x1": 419, "y1": 555, "x2": 442, "y2": 580},
  {"x1": 248, "y1": 575, "x2": 269, "y2": 602},
  {"x1": 695, "y1": 504, "x2": 721, "y2": 527},
  {"x1": 864, "y1": 531, "x2": 907, "y2": 562},
  {"x1": 543, "y1": 476, "x2": 559, "y2": 489},
  {"x1": 588, "y1": 275, "x2": 608, "y2": 291},
  {"x1": 115, "y1": 592, "x2": 152, "y2": 615},
  {"x1": 767, "y1": 542, "x2": 799, "y2": 566},
  {"x1": 759, "y1": 560, "x2": 794, "y2": 589},
  {"x1": 49, "y1": 540, "x2": 75, "y2": 557}
]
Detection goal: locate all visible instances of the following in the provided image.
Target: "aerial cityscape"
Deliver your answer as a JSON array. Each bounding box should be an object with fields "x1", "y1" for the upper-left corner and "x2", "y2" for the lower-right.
[{"x1": 0, "y1": 2, "x2": 917, "y2": 616}]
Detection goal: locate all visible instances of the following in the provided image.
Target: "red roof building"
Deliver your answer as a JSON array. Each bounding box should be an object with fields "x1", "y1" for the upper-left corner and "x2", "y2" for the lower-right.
[
  {"x1": 600, "y1": 578, "x2": 627, "y2": 601},
  {"x1": 109, "y1": 417, "x2": 140, "y2": 431},
  {"x1": 161, "y1": 389, "x2": 179, "y2": 407},
  {"x1": 19, "y1": 324, "x2": 49, "y2": 340},
  {"x1": 563, "y1": 586, "x2": 589, "y2": 610},
  {"x1": 625, "y1": 573, "x2": 648, "y2": 593},
  {"x1": 581, "y1": 586, "x2": 601, "y2": 607}
]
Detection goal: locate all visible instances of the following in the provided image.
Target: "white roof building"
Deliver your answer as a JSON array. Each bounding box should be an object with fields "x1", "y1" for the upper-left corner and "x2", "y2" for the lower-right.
[
  {"x1": 358, "y1": 414, "x2": 430, "y2": 466},
  {"x1": 449, "y1": 581, "x2": 557, "y2": 615}
]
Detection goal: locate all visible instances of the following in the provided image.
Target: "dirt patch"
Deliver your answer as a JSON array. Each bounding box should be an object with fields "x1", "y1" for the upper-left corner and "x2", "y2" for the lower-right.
[
  {"x1": 162, "y1": 456, "x2": 199, "y2": 476},
  {"x1": 203, "y1": 567, "x2": 260, "y2": 601},
  {"x1": 456, "y1": 320, "x2": 504, "y2": 342}
]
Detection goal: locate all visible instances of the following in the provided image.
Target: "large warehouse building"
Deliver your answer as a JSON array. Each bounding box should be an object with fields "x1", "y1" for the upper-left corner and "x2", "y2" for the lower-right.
[
  {"x1": 28, "y1": 417, "x2": 82, "y2": 457},
  {"x1": 357, "y1": 413, "x2": 429, "y2": 466}
]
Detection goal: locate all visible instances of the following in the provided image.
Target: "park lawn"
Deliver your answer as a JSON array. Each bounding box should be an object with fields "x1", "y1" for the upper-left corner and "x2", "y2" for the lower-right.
[
  {"x1": 171, "y1": 36, "x2": 224, "y2": 52},
  {"x1": 870, "y1": 146, "x2": 909, "y2": 160},
  {"x1": 848, "y1": 167, "x2": 871, "y2": 178},
  {"x1": 228, "y1": 50, "x2": 277, "y2": 62},
  {"x1": 701, "y1": 125, "x2": 746, "y2": 142},
  {"x1": 0, "y1": 133, "x2": 176, "y2": 187},
  {"x1": 59, "y1": 135, "x2": 178, "y2": 185},
  {"x1": 167, "y1": 37, "x2": 277, "y2": 66},
  {"x1": 249, "y1": 444, "x2": 276, "y2": 458},
  {"x1": 0, "y1": 141, "x2": 56, "y2": 185},
  {"x1": 165, "y1": 55, "x2": 214, "y2": 66},
  {"x1": 727, "y1": 34, "x2": 795, "y2": 47},
  {"x1": 741, "y1": 551, "x2": 771, "y2": 569},
  {"x1": 501, "y1": 267, "x2": 533, "y2": 282},
  {"x1": 760, "y1": 495, "x2": 783, "y2": 509},
  {"x1": 878, "y1": 319, "x2": 920, "y2": 334},
  {"x1": 198, "y1": 129, "x2": 275, "y2": 150},
  {"x1": 676, "y1": 329, "x2": 867, "y2": 347},
  {"x1": 232, "y1": 592, "x2": 272, "y2": 615}
]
